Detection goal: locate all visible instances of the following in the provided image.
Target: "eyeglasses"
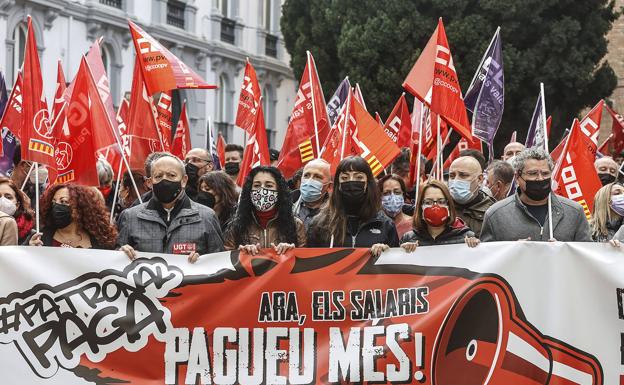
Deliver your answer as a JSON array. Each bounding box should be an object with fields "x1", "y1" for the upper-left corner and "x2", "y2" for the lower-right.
[
  {"x1": 422, "y1": 198, "x2": 448, "y2": 207},
  {"x1": 521, "y1": 170, "x2": 552, "y2": 179}
]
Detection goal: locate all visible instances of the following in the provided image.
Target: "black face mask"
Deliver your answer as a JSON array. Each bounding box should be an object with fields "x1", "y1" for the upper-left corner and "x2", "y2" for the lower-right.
[
  {"x1": 598, "y1": 173, "x2": 616, "y2": 186},
  {"x1": 153, "y1": 179, "x2": 182, "y2": 204},
  {"x1": 522, "y1": 178, "x2": 551, "y2": 201},
  {"x1": 224, "y1": 162, "x2": 240, "y2": 176},
  {"x1": 52, "y1": 203, "x2": 72, "y2": 229},
  {"x1": 197, "y1": 191, "x2": 216, "y2": 208},
  {"x1": 185, "y1": 163, "x2": 200, "y2": 184},
  {"x1": 339, "y1": 181, "x2": 367, "y2": 213}
]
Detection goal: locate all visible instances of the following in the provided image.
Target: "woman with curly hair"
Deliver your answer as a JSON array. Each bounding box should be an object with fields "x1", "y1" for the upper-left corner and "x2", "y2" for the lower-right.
[
  {"x1": 27, "y1": 183, "x2": 117, "y2": 249},
  {"x1": 197, "y1": 171, "x2": 239, "y2": 232},
  {"x1": 0, "y1": 177, "x2": 34, "y2": 243},
  {"x1": 224, "y1": 166, "x2": 306, "y2": 254}
]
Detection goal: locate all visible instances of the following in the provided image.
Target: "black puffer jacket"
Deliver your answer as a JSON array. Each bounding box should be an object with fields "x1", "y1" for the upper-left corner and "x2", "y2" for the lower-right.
[
  {"x1": 400, "y1": 218, "x2": 474, "y2": 246},
  {"x1": 307, "y1": 211, "x2": 400, "y2": 248}
]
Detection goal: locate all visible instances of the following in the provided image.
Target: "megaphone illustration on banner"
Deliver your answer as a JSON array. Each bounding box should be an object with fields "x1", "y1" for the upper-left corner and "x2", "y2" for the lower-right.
[{"x1": 431, "y1": 280, "x2": 603, "y2": 385}]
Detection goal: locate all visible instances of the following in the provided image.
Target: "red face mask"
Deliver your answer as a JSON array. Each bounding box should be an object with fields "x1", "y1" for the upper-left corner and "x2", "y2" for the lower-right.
[{"x1": 423, "y1": 204, "x2": 449, "y2": 227}]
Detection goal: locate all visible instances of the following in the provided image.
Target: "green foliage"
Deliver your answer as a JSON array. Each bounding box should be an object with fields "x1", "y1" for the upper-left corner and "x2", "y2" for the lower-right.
[{"x1": 281, "y1": 0, "x2": 619, "y2": 153}]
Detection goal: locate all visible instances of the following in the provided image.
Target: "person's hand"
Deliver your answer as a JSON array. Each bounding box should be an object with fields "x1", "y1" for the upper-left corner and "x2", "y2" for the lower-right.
[
  {"x1": 28, "y1": 233, "x2": 43, "y2": 247},
  {"x1": 517, "y1": 237, "x2": 532, "y2": 242},
  {"x1": 120, "y1": 244, "x2": 137, "y2": 260},
  {"x1": 239, "y1": 243, "x2": 261, "y2": 256},
  {"x1": 188, "y1": 251, "x2": 200, "y2": 263},
  {"x1": 401, "y1": 241, "x2": 419, "y2": 253},
  {"x1": 465, "y1": 236, "x2": 480, "y2": 248},
  {"x1": 609, "y1": 239, "x2": 621, "y2": 248},
  {"x1": 370, "y1": 243, "x2": 390, "y2": 257},
  {"x1": 272, "y1": 242, "x2": 295, "y2": 255}
]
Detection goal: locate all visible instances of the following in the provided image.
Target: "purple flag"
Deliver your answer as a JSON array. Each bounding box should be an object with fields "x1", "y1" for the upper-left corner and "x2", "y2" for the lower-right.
[
  {"x1": 326, "y1": 77, "x2": 351, "y2": 126},
  {"x1": 0, "y1": 72, "x2": 15, "y2": 175},
  {"x1": 524, "y1": 86, "x2": 547, "y2": 149},
  {"x1": 464, "y1": 28, "x2": 504, "y2": 145}
]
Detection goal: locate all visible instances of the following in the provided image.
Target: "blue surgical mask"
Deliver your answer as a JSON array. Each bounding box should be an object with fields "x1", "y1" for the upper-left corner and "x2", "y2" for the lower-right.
[
  {"x1": 448, "y1": 179, "x2": 476, "y2": 204},
  {"x1": 611, "y1": 194, "x2": 624, "y2": 216},
  {"x1": 300, "y1": 178, "x2": 325, "y2": 203},
  {"x1": 382, "y1": 194, "x2": 404, "y2": 217}
]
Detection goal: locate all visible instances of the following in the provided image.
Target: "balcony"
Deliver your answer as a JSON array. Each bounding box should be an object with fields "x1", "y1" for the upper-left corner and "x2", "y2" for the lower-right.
[
  {"x1": 99, "y1": 0, "x2": 122, "y2": 8},
  {"x1": 220, "y1": 18, "x2": 236, "y2": 44},
  {"x1": 265, "y1": 34, "x2": 278, "y2": 58},
  {"x1": 167, "y1": 1, "x2": 186, "y2": 29}
]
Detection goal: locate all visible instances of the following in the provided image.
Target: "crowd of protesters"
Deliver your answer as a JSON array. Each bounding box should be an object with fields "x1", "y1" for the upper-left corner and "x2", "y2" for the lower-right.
[{"x1": 0, "y1": 138, "x2": 623, "y2": 262}]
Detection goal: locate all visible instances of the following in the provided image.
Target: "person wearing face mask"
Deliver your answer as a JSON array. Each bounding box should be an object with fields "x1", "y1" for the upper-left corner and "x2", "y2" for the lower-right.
[
  {"x1": 293, "y1": 159, "x2": 332, "y2": 230},
  {"x1": 307, "y1": 156, "x2": 399, "y2": 256},
  {"x1": 0, "y1": 177, "x2": 34, "y2": 244},
  {"x1": 223, "y1": 144, "x2": 244, "y2": 185},
  {"x1": 400, "y1": 180, "x2": 479, "y2": 250},
  {"x1": 480, "y1": 148, "x2": 591, "y2": 242},
  {"x1": 378, "y1": 174, "x2": 413, "y2": 239},
  {"x1": 590, "y1": 182, "x2": 624, "y2": 241},
  {"x1": 27, "y1": 184, "x2": 116, "y2": 249},
  {"x1": 118, "y1": 155, "x2": 224, "y2": 262},
  {"x1": 447, "y1": 156, "x2": 495, "y2": 236},
  {"x1": 0, "y1": 178, "x2": 18, "y2": 245},
  {"x1": 184, "y1": 148, "x2": 215, "y2": 201},
  {"x1": 223, "y1": 166, "x2": 305, "y2": 254},
  {"x1": 197, "y1": 171, "x2": 239, "y2": 232},
  {"x1": 485, "y1": 160, "x2": 515, "y2": 201},
  {"x1": 594, "y1": 156, "x2": 619, "y2": 186}
]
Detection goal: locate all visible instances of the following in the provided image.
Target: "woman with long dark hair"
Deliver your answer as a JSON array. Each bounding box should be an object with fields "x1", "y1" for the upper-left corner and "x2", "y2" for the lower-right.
[
  {"x1": 0, "y1": 177, "x2": 34, "y2": 243},
  {"x1": 224, "y1": 166, "x2": 306, "y2": 254},
  {"x1": 400, "y1": 180, "x2": 479, "y2": 251},
  {"x1": 27, "y1": 183, "x2": 117, "y2": 249},
  {"x1": 197, "y1": 171, "x2": 239, "y2": 232},
  {"x1": 307, "y1": 156, "x2": 399, "y2": 256}
]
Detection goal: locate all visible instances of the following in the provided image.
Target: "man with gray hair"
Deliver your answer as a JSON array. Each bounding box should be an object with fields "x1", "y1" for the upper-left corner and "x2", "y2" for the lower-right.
[
  {"x1": 117, "y1": 154, "x2": 224, "y2": 263},
  {"x1": 480, "y1": 147, "x2": 590, "y2": 242},
  {"x1": 485, "y1": 160, "x2": 514, "y2": 201}
]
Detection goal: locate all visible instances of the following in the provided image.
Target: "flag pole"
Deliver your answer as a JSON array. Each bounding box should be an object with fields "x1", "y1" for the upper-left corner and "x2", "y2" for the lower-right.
[
  {"x1": 414, "y1": 100, "x2": 424, "y2": 203},
  {"x1": 34, "y1": 162, "x2": 40, "y2": 233},
  {"x1": 109, "y1": 156, "x2": 124, "y2": 223},
  {"x1": 540, "y1": 82, "x2": 553, "y2": 240},
  {"x1": 436, "y1": 115, "x2": 441, "y2": 180},
  {"x1": 339, "y1": 91, "x2": 352, "y2": 160},
  {"x1": 20, "y1": 162, "x2": 35, "y2": 191},
  {"x1": 307, "y1": 51, "x2": 321, "y2": 158}
]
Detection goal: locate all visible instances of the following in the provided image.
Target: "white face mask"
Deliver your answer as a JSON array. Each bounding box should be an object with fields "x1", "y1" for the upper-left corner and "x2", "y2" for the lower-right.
[{"x1": 0, "y1": 197, "x2": 17, "y2": 216}]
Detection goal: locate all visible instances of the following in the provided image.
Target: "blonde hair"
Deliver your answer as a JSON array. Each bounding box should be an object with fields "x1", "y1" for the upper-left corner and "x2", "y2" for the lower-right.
[{"x1": 590, "y1": 182, "x2": 620, "y2": 239}]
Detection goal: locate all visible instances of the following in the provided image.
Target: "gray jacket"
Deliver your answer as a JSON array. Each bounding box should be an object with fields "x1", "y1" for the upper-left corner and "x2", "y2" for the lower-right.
[
  {"x1": 117, "y1": 194, "x2": 224, "y2": 254},
  {"x1": 480, "y1": 192, "x2": 591, "y2": 242},
  {"x1": 610, "y1": 221, "x2": 624, "y2": 241}
]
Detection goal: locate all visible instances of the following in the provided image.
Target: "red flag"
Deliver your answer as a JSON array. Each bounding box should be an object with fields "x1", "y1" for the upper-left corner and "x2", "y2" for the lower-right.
[
  {"x1": 277, "y1": 52, "x2": 330, "y2": 179},
  {"x1": 64, "y1": 38, "x2": 118, "y2": 149},
  {"x1": 604, "y1": 104, "x2": 624, "y2": 156},
  {"x1": 407, "y1": 100, "x2": 424, "y2": 189},
  {"x1": 444, "y1": 137, "x2": 482, "y2": 168},
  {"x1": 554, "y1": 119, "x2": 601, "y2": 218},
  {"x1": 351, "y1": 97, "x2": 401, "y2": 176},
  {"x1": 546, "y1": 116, "x2": 552, "y2": 139},
  {"x1": 578, "y1": 100, "x2": 604, "y2": 152},
  {"x1": 118, "y1": 98, "x2": 129, "y2": 124},
  {"x1": 21, "y1": 16, "x2": 55, "y2": 166},
  {"x1": 0, "y1": 73, "x2": 23, "y2": 146},
  {"x1": 321, "y1": 89, "x2": 359, "y2": 175},
  {"x1": 128, "y1": 20, "x2": 216, "y2": 95},
  {"x1": 53, "y1": 57, "x2": 101, "y2": 186},
  {"x1": 550, "y1": 135, "x2": 567, "y2": 164},
  {"x1": 155, "y1": 91, "x2": 173, "y2": 152},
  {"x1": 235, "y1": 60, "x2": 262, "y2": 134},
  {"x1": 383, "y1": 93, "x2": 412, "y2": 147},
  {"x1": 127, "y1": 59, "x2": 162, "y2": 144},
  {"x1": 217, "y1": 133, "x2": 226, "y2": 168},
  {"x1": 403, "y1": 18, "x2": 472, "y2": 142},
  {"x1": 597, "y1": 134, "x2": 612, "y2": 155},
  {"x1": 51, "y1": 60, "x2": 66, "y2": 122},
  {"x1": 171, "y1": 102, "x2": 191, "y2": 160},
  {"x1": 375, "y1": 112, "x2": 384, "y2": 126},
  {"x1": 237, "y1": 104, "x2": 270, "y2": 186},
  {"x1": 353, "y1": 83, "x2": 367, "y2": 111}
]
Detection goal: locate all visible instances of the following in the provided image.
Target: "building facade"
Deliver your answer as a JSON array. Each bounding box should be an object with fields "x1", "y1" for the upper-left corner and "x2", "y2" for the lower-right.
[{"x1": 0, "y1": 0, "x2": 296, "y2": 150}]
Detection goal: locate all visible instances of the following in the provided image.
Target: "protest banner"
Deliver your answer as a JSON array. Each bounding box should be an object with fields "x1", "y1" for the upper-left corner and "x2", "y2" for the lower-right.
[{"x1": 0, "y1": 243, "x2": 620, "y2": 384}]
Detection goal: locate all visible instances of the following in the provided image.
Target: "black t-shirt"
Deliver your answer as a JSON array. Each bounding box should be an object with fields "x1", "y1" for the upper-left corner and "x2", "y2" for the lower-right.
[{"x1": 526, "y1": 203, "x2": 548, "y2": 226}]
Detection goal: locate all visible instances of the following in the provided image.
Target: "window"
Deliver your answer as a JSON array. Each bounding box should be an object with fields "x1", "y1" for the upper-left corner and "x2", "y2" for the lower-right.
[
  {"x1": 265, "y1": 34, "x2": 278, "y2": 58},
  {"x1": 263, "y1": 85, "x2": 276, "y2": 148},
  {"x1": 12, "y1": 23, "x2": 27, "y2": 82},
  {"x1": 101, "y1": 44, "x2": 110, "y2": 76},
  {"x1": 263, "y1": 0, "x2": 272, "y2": 31},
  {"x1": 167, "y1": 0, "x2": 186, "y2": 29},
  {"x1": 216, "y1": 75, "x2": 233, "y2": 142},
  {"x1": 99, "y1": 0, "x2": 122, "y2": 8},
  {"x1": 220, "y1": 17, "x2": 235, "y2": 44},
  {"x1": 219, "y1": 0, "x2": 229, "y2": 17}
]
